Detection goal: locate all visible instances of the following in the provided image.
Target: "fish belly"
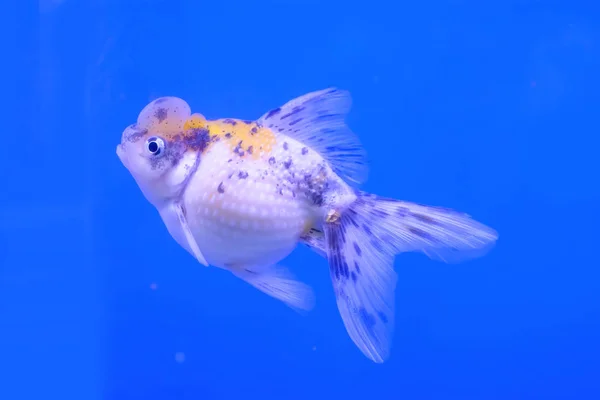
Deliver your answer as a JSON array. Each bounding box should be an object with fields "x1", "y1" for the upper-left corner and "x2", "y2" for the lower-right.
[{"x1": 182, "y1": 146, "x2": 315, "y2": 269}]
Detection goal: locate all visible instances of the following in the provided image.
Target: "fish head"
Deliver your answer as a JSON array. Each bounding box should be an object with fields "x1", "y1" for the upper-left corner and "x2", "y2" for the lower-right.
[{"x1": 117, "y1": 96, "x2": 205, "y2": 208}]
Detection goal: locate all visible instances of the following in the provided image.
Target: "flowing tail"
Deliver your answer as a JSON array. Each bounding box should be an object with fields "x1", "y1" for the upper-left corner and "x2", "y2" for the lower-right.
[{"x1": 321, "y1": 190, "x2": 498, "y2": 363}]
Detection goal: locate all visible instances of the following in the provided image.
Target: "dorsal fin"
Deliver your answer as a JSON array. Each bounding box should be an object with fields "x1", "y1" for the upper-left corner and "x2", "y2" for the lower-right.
[{"x1": 257, "y1": 88, "x2": 368, "y2": 185}]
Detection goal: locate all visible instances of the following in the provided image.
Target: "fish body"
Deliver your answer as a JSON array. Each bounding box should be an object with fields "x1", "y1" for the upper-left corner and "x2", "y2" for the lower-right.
[
  {"x1": 179, "y1": 118, "x2": 353, "y2": 271},
  {"x1": 117, "y1": 88, "x2": 498, "y2": 363}
]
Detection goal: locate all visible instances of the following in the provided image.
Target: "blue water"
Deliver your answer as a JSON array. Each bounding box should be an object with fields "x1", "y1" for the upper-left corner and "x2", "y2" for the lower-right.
[{"x1": 3, "y1": 1, "x2": 599, "y2": 399}]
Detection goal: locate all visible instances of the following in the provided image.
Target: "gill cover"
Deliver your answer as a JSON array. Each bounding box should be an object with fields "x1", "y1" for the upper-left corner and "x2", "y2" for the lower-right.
[{"x1": 138, "y1": 96, "x2": 209, "y2": 267}]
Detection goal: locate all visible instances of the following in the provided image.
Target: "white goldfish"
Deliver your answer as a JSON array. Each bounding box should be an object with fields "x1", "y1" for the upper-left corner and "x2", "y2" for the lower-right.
[{"x1": 116, "y1": 88, "x2": 498, "y2": 363}]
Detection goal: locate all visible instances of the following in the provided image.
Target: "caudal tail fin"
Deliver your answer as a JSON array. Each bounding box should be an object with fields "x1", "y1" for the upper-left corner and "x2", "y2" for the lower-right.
[{"x1": 323, "y1": 190, "x2": 498, "y2": 363}]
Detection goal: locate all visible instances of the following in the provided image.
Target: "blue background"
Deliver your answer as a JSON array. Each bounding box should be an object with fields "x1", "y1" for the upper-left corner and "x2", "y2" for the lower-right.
[{"x1": 2, "y1": 0, "x2": 599, "y2": 399}]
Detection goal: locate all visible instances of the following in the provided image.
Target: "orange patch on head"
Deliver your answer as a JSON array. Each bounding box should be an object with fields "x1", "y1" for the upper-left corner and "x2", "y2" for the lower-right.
[
  {"x1": 205, "y1": 118, "x2": 276, "y2": 160},
  {"x1": 183, "y1": 113, "x2": 208, "y2": 131},
  {"x1": 136, "y1": 97, "x2": 277, "y2": 157}
]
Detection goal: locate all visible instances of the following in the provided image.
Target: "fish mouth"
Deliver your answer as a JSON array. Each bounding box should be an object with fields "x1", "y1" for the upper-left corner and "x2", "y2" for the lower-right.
[{"x1": 116, "y1": 144, "x2": 127, "y2": 166}]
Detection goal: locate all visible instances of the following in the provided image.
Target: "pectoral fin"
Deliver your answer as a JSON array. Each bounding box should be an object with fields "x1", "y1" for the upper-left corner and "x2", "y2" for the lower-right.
[{"x1": 172, "y1": 202, "x2": 209, "y2": 266}]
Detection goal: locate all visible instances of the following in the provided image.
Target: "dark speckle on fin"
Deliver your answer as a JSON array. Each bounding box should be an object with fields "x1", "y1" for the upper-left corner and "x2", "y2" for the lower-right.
[
  {"x1": 299, "y1": 228, "x2": 327, "y2": 258},
  {"x1": 264, "y1": 107, "x2": 281, "y2": 120},
  {"x1": 257, "y1": 88, "x2": 369, "y2": 185},
  {"x1": 321, "y1": 189, "x2": 497, "y2": 363},
  {"x1": 352, "y1": 189, "x2": 498, "y2": 264},
  {"x1": 323, "y1": 209, "x2": 396, "y2": 364}
]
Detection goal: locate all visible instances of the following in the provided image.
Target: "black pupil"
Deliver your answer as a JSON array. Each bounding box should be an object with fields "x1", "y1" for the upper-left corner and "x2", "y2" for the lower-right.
[{"x1": 148, "y1": 140, "x2": 159, "y2": 154}]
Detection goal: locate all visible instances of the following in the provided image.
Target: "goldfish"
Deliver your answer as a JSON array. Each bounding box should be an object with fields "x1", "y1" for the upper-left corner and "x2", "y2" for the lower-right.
[{"x1": 116, "y1": 88, "x2": 498, "y2": 363}]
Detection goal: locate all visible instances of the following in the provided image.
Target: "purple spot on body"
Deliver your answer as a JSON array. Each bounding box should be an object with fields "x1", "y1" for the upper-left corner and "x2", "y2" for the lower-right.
[
  {"x1": 283, "y1": 158, "x2": 292, "y2": 169},
  {"x1": 283, "y1": 142, "x2": 288, "y2": 150},
  {"x1": 247, "y1": 145, "x2": 254, "y2": 154},
  {"x1": 238, "y1": 170, "x2": 248, "y2": 179},
  {"x1": 225, "y1": 132, "x2": 232, "y2": 138},
  {"x1": 268, "y1": 157, "x2": 276, "y2": 165},
  {"x1": 311, "y1": 192, "x2": 324, "y2": 206},
  {"x1": 251, "y1": 126, "x2": 258, "y2": 135},
  {"x1": 289, "y1": 118, "x2": 303, "y2": 126},
  {"x1": 301, "y1": 147, "x2": 308, "y2": 155},
  {"x1": 217, "y1": 182, "x2": 225, "y2": 193},
  {"x1": 184, "y1": 128, "x2": 211, "y2": 152},
  {"x1": 223, "y1": 118, "x2": 237, "y2": 125},
  {"x1": 233, "y1": 140, "x2": 245, "y2": 156}
]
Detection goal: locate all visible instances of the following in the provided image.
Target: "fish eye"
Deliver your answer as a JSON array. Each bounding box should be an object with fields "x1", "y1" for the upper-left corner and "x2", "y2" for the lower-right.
[{"x1": 146, "y1": 136, "x2": 165, "y2": 156}]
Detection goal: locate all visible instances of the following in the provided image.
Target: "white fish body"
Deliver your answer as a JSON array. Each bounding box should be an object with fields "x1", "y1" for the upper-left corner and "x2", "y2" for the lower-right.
[{"x1": 117, "y1": 88, "x2": 498, "y2": 363}]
